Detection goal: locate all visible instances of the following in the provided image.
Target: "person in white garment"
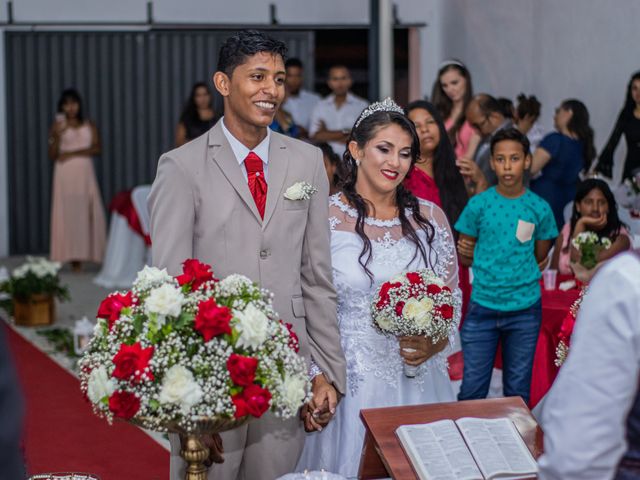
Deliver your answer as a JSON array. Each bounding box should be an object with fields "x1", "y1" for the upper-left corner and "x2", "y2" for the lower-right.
[
  {"x1": 309, "y1": 65, "x2": 368, "y2": 156},
  {"x1": 282, "y1": 58, "x2": 320, "y2": 137},
  {"x1": 537, "y1": 250, "x2": 640, "y2": 480},
  {"x1": 296, "y1": 99, "x2": 459, "y2": 478}
]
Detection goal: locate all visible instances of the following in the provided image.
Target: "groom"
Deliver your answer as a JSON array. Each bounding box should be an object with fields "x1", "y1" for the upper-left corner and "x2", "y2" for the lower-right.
[{"x1": 148, "y1": 30, "x2": 347, "y2": 479}]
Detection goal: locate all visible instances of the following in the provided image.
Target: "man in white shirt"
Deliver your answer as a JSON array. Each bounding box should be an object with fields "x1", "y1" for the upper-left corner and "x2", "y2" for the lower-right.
[
  {"x1": 309, "y1": 65, "x2": 368, "y2": 156},
  {"x1": 537, "y1": 251, "x2": 640, "y2": 480},
  {"x1": 282, "y1": 58, "x2": 320, "y2": 137}
]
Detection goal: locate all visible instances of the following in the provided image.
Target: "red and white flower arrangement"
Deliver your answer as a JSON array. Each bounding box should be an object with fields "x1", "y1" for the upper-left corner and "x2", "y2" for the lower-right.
[
  {"x1": 372, "y1": 270, "x2": 455, "y2": 340},
  {"x1": 79, "y1": 259, "x2": 310, "y2": 432},
  {"x1": 371, "y1": 269, "x2": 455, "y2": 376}
]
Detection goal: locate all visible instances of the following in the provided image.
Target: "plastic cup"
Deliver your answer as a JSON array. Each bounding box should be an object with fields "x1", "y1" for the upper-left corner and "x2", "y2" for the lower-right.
[{"x1": 543, "y1": 269, "x2": 557, "y2": 291}]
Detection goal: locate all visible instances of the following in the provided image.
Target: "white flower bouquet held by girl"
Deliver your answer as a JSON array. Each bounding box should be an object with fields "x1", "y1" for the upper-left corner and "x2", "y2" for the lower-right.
[
  {"x1": 571, "y1": 231, "x2": 612, "y2": 270},
  {"x1": 79, "y1": 259, "x2": 310, "y2": 435},
  {"x1": 371, "y1": 269, "x2": 455, "y2": 377}
]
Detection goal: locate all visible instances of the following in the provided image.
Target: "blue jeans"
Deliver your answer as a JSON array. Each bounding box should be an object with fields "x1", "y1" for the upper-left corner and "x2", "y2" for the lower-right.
[{"x1": 458, "y1": 299, "x2": 542, "y2": 405}]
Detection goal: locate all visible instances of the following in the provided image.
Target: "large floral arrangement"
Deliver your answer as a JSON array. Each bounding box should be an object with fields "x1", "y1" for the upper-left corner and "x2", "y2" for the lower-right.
[
  {"x1": 371, "y1": 269, "x2": 455, "y2": 343},
  {"x1": 79, "y1": 259, "x2": 310, "y2": 432},
  {"x1": 554, "y1": 287, "x2": 588, "y2": 367},
  {"x1": 0, "y1": 256, "x2": 69, "y2": 303},
  {"x1": 571, "y1": 231, "x2": 612, "y2": 270}
]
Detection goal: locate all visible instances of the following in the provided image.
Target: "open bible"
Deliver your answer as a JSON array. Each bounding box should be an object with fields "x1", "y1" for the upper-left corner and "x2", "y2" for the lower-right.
[{"x1": 396, "y1": 417, "x2": 538, "y2": 480}]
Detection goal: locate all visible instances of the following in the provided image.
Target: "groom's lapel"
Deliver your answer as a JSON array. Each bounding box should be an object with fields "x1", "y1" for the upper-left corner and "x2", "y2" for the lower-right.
[
  {"x1": 208, "y1": 124, "x2": 262, "y2": 224},
  {"x1": 262, "y1": 133, "x2": 289, "y2": 229}
]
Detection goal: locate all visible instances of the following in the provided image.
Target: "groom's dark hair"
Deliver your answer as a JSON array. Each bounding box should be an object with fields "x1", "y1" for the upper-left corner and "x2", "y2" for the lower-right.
[{"x1": 217, "y1": 30, "x2": 288, "y2": 77}]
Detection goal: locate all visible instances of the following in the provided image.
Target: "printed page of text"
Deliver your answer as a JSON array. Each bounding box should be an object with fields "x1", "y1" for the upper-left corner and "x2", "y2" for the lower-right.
[
  {"x1": 456, "y1": 417, "x2": 537, "y2": 479},
  {"x1": 397, "y1": 420, "x2": 483, "y2": 480}
]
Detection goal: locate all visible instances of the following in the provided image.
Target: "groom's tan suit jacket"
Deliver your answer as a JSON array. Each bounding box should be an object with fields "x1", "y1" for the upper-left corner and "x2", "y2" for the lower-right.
[{"x1": 148, "y1": 121, "x2": 346, "y2": 479}]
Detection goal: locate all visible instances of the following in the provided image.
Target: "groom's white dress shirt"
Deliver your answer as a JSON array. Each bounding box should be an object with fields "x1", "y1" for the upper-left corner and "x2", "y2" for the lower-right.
[{"x1": 538, "y1": 251, "x2": 640, "y2": 479}]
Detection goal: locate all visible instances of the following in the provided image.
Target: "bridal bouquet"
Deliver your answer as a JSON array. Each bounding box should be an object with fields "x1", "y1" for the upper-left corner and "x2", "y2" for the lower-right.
[
  {"x1": 571, "y1": 231, "x2": 611, "y2": 270},
  {"x1": 79, "y1": 259, "x2": 310, "y2": 433},
  {"x1": 371, "y1": 270, "x2": 455, "y2": 376}
]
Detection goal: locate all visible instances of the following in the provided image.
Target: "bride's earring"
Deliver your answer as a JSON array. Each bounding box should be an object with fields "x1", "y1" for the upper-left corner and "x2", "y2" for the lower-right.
[{"x1": 355, "y1": 159, "x2": 361, "y2": 167}]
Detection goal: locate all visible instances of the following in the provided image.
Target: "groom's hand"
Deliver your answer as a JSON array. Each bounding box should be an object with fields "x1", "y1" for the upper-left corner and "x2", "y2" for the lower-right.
[{"x1": 303, "y1": 374, "x2": 339, "y2": 432}]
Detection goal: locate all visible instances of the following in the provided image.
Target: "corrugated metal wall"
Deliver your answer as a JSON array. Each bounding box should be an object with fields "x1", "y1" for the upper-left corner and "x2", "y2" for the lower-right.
[{"x1": 6, "y1": 29, "x2": 314, "y2": 255}]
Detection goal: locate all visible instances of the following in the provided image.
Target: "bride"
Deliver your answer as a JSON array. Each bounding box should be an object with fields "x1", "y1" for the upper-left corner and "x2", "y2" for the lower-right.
[{"x1": 296, "y1": 100, "x2": 461, "y2": 478}]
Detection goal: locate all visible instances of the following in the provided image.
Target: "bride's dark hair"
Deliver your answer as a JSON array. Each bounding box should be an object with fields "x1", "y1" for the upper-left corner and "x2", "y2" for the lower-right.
[{"x1": 337, "y1": 110, "x2": 436, "y2": 282}]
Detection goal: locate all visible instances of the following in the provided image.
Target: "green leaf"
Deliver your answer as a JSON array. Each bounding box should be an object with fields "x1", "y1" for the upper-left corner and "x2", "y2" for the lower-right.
[
  {"x1": 149, "y1": 399, "x2": 160, "y2": 411},
  {"x1": 176, "y1": 312, "x2": 194, "y2": 330},
  {"x1": 132, "y1": 315, "x2": 144, "y2": 335}
]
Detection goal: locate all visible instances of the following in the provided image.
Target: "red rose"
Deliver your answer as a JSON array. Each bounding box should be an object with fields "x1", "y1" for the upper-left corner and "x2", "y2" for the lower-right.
[
  {"x1": 284, "y1": 322, "x2": 300, "y2": 353},
  {"x1": 232, "y1": 384, "x2": 272, "y2": 418},
  {"x1": 438, "y1": 304, "x2": 454, "y2": 320},
  {"x1": 194, "y1": 298, "x2": 232, "y2": 342},
  {"x1": 376, "y1": 281, "x2": 401, "y2": 309},
  {"x1": 232, "y1": 394, "x2": 249, "y2": 418},
  {"x1": 97, "y1": 292, "x2": 134, "y2": 330},
  {"x1": 406, "y1": 272, "x2": 423, "y2": 285},
  {"x1": 112, "y1": 342, "x2": 155, "y2": 382},
  {"x1": 395, "y1": 301, "x2": 406, "y2": 317},
  {"x1": 426, "y1": 284, "x2": 442, "y2": 295},
  {"x1": 227, "y1": 354, "x2": 259, "y2": 387},
  {"x1": 108, "y1": 391, "x2": 141, "y2": 419},
  {"x1": 442, "y1": 286, "x2": 452, "y2": 293},
  {"x1": 176, "y1": 259, "x2": 214, "y2": 291}
]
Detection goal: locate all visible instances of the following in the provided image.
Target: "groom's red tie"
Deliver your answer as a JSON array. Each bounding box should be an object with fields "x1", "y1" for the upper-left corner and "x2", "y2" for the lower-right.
[{"x1": 245, "y1": 152, "x2": 267, "y2": 219}]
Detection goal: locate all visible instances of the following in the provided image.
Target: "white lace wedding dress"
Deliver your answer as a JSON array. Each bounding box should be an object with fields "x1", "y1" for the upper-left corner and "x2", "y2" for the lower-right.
[{"x1": 296, "y1": 194, "x2": 461, "y2": 478}]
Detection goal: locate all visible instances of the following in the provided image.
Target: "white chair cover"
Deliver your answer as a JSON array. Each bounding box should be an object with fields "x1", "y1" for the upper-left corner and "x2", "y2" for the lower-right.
[
  {"x1": 131, "y1": 184, "x2": 152, "y2": 265},
  {"x1": 93, "y1": 212, "x2": 146, "y2": 289},
  {"x1": 131, "y1": 185, "x2": 151, "y2": 236}
]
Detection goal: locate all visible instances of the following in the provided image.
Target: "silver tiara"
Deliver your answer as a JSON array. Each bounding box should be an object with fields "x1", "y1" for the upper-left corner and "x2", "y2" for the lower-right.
[
  {"x1": 438, "y1": 59, "x2": 465, "y2": 70},
  {"x1": 354, "y1": 97, "x2": 404, "y2": 128}
]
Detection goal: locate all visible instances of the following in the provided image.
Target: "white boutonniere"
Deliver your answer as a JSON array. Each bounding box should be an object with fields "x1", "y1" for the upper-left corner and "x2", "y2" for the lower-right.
[{"x1": 283, "y1": 181, "x2": 317, "y2": 201}]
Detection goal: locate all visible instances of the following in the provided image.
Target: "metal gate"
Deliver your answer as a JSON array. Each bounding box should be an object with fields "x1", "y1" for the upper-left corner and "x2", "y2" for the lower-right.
[{"x1": 5, "y1": 29, "x2": 313, "y2": 254}]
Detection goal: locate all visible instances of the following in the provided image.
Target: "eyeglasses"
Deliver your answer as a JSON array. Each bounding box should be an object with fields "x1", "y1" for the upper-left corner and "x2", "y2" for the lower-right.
[{"x1": 471, "y1": 115, "x2": 490, "y2": 132}]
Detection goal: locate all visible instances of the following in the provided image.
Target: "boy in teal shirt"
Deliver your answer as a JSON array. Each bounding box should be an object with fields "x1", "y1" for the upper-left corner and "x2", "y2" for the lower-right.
[{"x1": 455, "y1": 127, "x2": 557, "y2": 405}]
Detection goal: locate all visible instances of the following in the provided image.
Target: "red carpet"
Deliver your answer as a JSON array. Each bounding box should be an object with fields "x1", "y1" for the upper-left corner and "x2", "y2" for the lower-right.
[{"x1": 5, "y1": 324, "x2": 169, "y2": 480}]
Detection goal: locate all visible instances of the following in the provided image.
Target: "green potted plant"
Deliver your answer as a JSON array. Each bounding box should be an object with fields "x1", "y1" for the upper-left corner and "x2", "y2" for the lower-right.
[{"x1": 1, "y1": 257, "x2": 70, "y2": 326}]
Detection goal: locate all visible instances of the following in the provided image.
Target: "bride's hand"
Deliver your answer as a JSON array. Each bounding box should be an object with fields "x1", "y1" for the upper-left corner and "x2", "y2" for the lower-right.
[{"x1": 399, "y1": 336, "x2": 449, "y2": 366}]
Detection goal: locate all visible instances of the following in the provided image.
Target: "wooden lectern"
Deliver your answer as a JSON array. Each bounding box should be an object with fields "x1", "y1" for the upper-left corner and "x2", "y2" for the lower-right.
[{"x1": 358, "y1": 397, "x2": 544, "y2": 479}]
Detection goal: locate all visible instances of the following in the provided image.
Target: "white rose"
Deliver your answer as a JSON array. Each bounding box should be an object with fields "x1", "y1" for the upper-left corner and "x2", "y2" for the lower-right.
[
  {"x1": 134, "y1": 266, "x2": 173, "y2": 289},
  {"x1": 159, "y1": 365, "x2": 203, "y2": 414},
  {"x1": 402, "y1": 297, "x2": 434, "y2": 328},
  {"x1": 376, "y1": 313, "x2": 394, "y2": 331},
  {"x1": 145, "y1": 283, "x2": 185, "y2": 318},
  {"x1": 87, "y1": 366, "x2": 117, "y2": 403},
  {"x1": 234, "y1": 303, "x2": 269, "y2": 350},
  {"x1": 284, "y1": 183, "x2": 305, "y2": 200},
  {"x1": 282, "y1": 374, "x2": 307, "y2": 412}
]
